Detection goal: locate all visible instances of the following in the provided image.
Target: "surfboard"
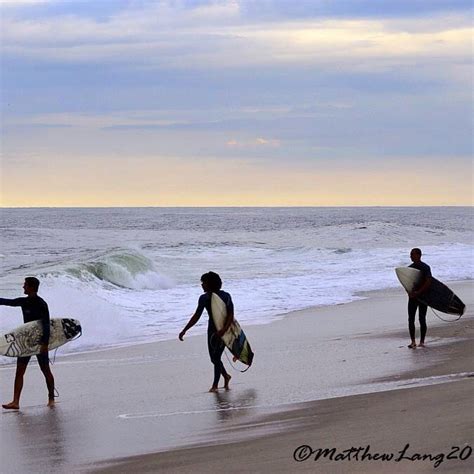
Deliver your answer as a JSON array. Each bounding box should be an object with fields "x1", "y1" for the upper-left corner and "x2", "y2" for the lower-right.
[
  {"x1": 211, "y1": 293, "x2": 254, "y2": 366},
  {"x1": 0, "y1": 318, "x2": 82, "y2": 357},
  {"x1": 395, "y1": 267, "x2": 465, "y2": 315}
]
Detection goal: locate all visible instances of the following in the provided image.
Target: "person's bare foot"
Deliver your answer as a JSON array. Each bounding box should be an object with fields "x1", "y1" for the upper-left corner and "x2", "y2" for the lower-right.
[
  {"x1": 408, "y1": 343, "x2": 417, "y2": 349},
  {"x1": 47, "y1": 399, "x2": 55, "y2": 408},
  {"x1": 223, "y1": 374, "x2": 232, "y2": 390},
  {"x1": 208, "y1": 386, "x2": 218, "y2": 393},
  {"x1": 2, "y1": 402, "x2": 19, "y2": 410}
]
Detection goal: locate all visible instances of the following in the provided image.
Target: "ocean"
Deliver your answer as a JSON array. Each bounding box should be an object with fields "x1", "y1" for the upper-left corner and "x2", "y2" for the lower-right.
[{"x1": 0, "y1": 207, "x2": 472, "y2": 356}]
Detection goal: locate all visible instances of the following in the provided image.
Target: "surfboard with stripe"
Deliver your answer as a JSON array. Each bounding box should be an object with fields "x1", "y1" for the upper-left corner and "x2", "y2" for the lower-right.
[{"x1": 211, "y1": 293, "x2": 254, "y2": 366}]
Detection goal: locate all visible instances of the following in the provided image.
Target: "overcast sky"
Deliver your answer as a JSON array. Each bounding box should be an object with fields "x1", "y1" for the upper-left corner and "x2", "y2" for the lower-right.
[{"x1": 1, "y1": 0, "x2": 472, "y2": 206}]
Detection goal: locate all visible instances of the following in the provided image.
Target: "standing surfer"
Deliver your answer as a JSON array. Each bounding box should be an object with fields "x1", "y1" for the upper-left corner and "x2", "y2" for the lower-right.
[
  {"x1": 407, "y1": 248, "x2": 432, "y2": 349},
  {"x1": 0, "y1": 277, "x2": 55, "y2": 409},
  {"x1": 179, "y1": 272, "x2": 233, "y2": 392}
]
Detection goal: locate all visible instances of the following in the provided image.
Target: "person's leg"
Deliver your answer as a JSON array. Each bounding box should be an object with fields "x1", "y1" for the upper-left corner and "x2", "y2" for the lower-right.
[
  {"x1": 418, "y1": 303, "x2": 428, "y2": 346},
  {"x1": 207, "y1": 333, "x2": 230, "y2": 391},
  {"x1": 408, "y1": 298, "x2": 417, "y2": 348},
  {"x1": 207, "y1": 332, "x2": 221, "y2": 391},
  {"x1": 2, "y1": 357, "x2": 30, "y2": 409},
  {"x1": 37, "y1": 353, "x2": 55, "y2": 406},
  {"x1": 214, "y1": 342, "x2": 231, "y2": 390}
]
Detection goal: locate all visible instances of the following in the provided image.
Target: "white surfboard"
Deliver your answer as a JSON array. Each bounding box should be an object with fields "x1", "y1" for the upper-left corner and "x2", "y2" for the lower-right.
[
  {"x1": 0, "y1": 318, "x2": 82, "y2": 357},
  {"x1": 211, "y1": 293, "x2": 253, "y2": 366},
  {"x1": 395, "y1": 267, "x2": 465, "y2": 315},
  {"x1": 395, "y1": 267, "x2": 420, "y2": 293}
]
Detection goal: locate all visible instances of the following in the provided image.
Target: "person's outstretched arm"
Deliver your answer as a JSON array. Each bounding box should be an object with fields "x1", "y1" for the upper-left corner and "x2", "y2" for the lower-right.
[
  {"x1": 0, "y1": 298, "x2": 24, "y2": 307},
  {"x1": 179, "y1": 312, "x2": 202, "y2": 340},
  {"x1": 179, "y1": 295, "x2": 205, "y2": 341}
]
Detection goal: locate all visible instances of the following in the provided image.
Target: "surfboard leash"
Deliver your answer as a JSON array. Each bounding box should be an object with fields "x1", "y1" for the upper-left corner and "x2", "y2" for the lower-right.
[
  {"x1": 49, "y1": 347, "x2": 59, "y2": 365},
  {"x1": 209, "y1": 333, "x2": 251, "y2": 373},
  {"x1": 47, "y1": 327, "x2": 83, "y2": 398},
  {"x1": 48, "y1": 329, "x2": 82, "y2": 365},
  {"x1": 223, "y1": 349, "x2": 251, "y2": 373},
  {"x1": 429, "y1": 307, "x2": 463, "y2": 323}
]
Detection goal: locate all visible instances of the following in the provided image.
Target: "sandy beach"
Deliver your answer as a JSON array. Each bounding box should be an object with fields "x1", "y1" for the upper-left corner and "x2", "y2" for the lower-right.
[
  {"x1": 1, "y1": 281, "x2": 472, "y2": 473},
  {"x1": 3, "y1": 0, "x2": 473, "y2": 471}
]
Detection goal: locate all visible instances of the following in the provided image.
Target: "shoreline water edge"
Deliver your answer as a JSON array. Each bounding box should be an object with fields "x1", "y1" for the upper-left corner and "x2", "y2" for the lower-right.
[{"x1": 1, "y1": 280, "x2": 472, "y2": 473}]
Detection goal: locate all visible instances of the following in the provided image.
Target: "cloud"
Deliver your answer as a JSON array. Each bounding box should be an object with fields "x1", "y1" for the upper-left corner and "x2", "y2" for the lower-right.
[
  {"x1": 3, "y1": 111, "x2": 191, "y2": 129},
  {"x1": 1, "y1": 1, "x2": 472, "y2": 208},
  {"x1": 226, "y1": 137, "x2": 281, "y2": 148},
  {"x1": 0, "y1": 0, "x2": 53, "y2": 6},
  {"x1": 1, "y1": 0, "x2": 471, "y2": 73}
]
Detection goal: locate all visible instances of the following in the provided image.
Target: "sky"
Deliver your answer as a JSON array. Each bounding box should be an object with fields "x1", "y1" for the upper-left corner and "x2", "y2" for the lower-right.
[{"x1": 1, "y1": 0, "x2": 472, "y2": 206}]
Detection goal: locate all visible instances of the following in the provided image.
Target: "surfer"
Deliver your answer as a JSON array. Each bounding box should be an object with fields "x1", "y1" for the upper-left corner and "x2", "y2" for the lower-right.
[
  {"x1": 407, "y1": 248, "x2": 432, "y2": 349},
  {"x1": 0, "y1": 277, "x2": 55, "y2": 409},
  {"x1": 179, "y1": 272, "x2": 233, "y2": 392}
]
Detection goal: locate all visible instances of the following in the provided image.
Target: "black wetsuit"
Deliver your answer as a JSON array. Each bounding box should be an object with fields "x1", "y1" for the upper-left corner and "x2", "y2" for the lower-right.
[
  {"x1": 408, "y1": 261, "x2": 432, "y2": 342},
  {"x1": 0, "y1": 295, "x2": 51, "y2": 364},
  {"x1": 195, "y1": 291, "x2": 232, "y2": 386}
]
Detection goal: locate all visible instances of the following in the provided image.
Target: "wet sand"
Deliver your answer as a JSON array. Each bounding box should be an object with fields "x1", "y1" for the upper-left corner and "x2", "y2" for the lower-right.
[
  {"x1": 1, "y1": 281, "x2": 472, "y2": 473},
  {"x1": 96, "y1": 379, "x2": 473, "y2": 474}
]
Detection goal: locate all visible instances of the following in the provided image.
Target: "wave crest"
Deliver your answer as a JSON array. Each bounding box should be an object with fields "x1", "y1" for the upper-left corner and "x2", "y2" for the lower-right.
[{"x1": 67, "y1": 251, "x2": 174, "y2": 290}]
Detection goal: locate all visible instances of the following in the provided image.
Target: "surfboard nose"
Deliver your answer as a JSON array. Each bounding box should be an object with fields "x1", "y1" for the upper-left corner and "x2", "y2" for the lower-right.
[
  {"x1": 62, "y1": 318, "x2": 82, "y2": 339},
  {"x1": 72, "y1": 319, "x2": 82, "y2": 335}
]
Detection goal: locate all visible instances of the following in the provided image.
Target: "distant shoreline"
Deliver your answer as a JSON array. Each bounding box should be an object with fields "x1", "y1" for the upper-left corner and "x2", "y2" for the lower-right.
[{"x1": 1, "y1": 205, "x2": 473, "y2": 209}]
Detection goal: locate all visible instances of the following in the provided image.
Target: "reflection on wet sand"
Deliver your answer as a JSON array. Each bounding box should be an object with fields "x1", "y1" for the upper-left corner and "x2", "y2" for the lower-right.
[
  {"x1": 3, "y1": 406, "x2": 67, "y2": 473},
  {"x1": 212, "y1": 389, "x2": 258, "y2": 422}
]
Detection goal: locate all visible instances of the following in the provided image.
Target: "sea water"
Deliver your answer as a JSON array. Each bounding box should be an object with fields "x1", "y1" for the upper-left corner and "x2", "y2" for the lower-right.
[{"x1": 0, "y1": 207, "x2": 472, "y2": 355}]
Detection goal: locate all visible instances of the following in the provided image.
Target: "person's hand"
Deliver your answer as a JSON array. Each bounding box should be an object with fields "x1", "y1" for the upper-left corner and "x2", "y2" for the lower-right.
[
  {"x1": 40, "y1": 344, "x2": 48, "y2": 354},
  {"x1": 216, "y1": 329, "x2": 225, "y2": 338},
  {"x1": 179, "y1": 330, "x2": 186, "y2": 341}
]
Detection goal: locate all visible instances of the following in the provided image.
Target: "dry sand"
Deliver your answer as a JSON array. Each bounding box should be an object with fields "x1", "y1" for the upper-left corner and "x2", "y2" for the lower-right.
[{"x1": 1, "y1": 281, "x2": 472, "y2": 473}]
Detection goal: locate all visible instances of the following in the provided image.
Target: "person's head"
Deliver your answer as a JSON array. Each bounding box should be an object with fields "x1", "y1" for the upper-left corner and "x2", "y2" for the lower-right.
[
  {"x1": 200, "y1": 271, "x2": 222, "y2": 293},
  {"x1": 410, "y1": 248, "x2": 422, "y2": 263},
  {"x1": 23, "y1": 277, "x2": 40, "y2": 295}
]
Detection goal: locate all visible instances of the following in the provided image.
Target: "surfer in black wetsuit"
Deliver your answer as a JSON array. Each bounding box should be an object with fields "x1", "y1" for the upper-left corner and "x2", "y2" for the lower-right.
[
  {"x1": 0, "y1": 277, "x2": 55, "y2": 409},
  {"x1": 407, "y1": 248, "x2": 432, "y2": 349},
  {"x1": 179, "y1": 272, "x2": 233, "y2": 392}
]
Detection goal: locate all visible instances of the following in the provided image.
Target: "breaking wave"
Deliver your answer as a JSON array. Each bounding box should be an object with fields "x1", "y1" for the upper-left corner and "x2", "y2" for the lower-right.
[{"x1": 65, "y1": 250, "x2": 174, "y2": 290}]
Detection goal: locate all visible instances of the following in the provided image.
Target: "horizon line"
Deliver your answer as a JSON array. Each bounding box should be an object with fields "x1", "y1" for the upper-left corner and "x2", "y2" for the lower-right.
[{"x1": 1, "y1": 205, "x2": 472, "y2": 210}]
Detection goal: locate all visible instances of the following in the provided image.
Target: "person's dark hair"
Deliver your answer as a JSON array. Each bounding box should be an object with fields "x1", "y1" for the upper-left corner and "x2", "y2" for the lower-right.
[
  {"x1": 201, "y1": 271, "x2": 222, "y2": 292},
  {"x1": 25, "y1": 276, "x2": 40, "y2": 291},
  {"x1": 411, "y1": 248, "x2": 422, "y2": 256}
]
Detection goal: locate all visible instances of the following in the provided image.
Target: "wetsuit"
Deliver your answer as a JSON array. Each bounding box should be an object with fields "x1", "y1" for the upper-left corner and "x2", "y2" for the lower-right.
[
  {"x1": 195, "y1": 291, "x2": 232, "y2": 387},
  {"x1": 408, "y1": 261, "x2": 431, "y2": 342},
  {"x1": 0, "y1": 296, "x2": 51, "y2": 365}
]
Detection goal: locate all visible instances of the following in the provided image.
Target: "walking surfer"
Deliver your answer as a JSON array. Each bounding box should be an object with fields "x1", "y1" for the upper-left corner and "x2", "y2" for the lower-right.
[
  {"x1": 0, "y1": 277, "x2": 55, "y2": 409},
  {"x1": 407, "y1": 248, "x2": 432, "y2": 349},
  {"x1": 179, "y1": 272, "x2": 233, "y2": 392}
]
